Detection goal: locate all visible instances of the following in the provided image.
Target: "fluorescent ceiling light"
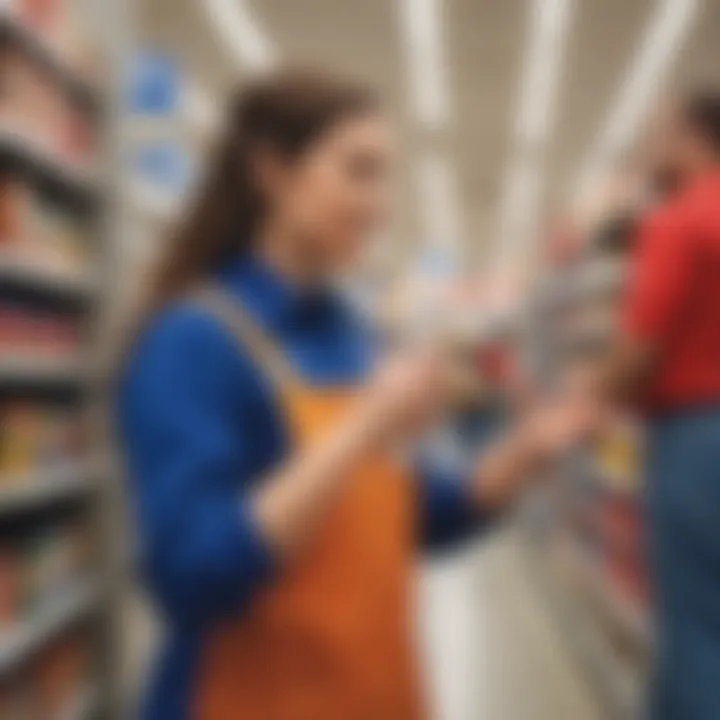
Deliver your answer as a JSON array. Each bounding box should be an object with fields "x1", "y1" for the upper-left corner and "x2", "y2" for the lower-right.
[
  {"x1": 398, "y1": 0, "x2": 451, "y2": 128},
  {"x1": 414, "y1": 153, "x2": 462, "y2": 252},
  {"x1": 492, "y1": 0, "x2": 575, "y2": 273},
  {"x1": 576, "y1": 0, "x2": 700, "y2": 200},
  {"x1": 515, "y1": 0, "x2": 575, "y2": 149},
  {"x1": 204, "y1": 0, "x2": 277, "y2": 70}
]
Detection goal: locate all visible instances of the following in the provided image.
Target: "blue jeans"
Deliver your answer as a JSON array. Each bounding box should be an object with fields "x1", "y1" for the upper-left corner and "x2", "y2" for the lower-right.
[{"x1": 645, "y1": 407, "x2": 720, "y2": 720}]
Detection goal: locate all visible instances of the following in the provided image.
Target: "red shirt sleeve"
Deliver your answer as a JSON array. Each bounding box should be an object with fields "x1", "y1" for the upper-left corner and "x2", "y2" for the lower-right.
[{"x1": 623, "y1": 207, "x2": 696, "y2": 347}]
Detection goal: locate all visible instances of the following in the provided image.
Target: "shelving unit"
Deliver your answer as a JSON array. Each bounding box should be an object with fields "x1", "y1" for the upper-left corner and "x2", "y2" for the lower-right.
[
  {"x1": 0, "y1": 460, "x2": 96, "y2": 517},
  {"x1": 0, "y1": 255, "x2": 96, "y2": 299},
  {"x1": 0, "y1": 123, "x2": 99, "y2": 200},
  {"x1": 572, "y1": 547, "x2": 650, "y2": 651},
  {"x1": 522, "y1": 532, "x2": 643, "y2": 720},
  {"x1": 1, "y1": 1, "x2": 110, "y2": 717},
  {"x1": 540, "y1": 257, "x2": 626, "y2": 310},
  {"x1": 0, "y1": 578, "x2": 99, "y2": 675},
  {"x1": 0, "y1": 6, "x2": 101, "y2": 113},
  {"x1": 0, "y1": 355, "x2": 88, "y2": 384},
  {"x1": 522, "y1": 236, "x2": 650, "y2": 718}
]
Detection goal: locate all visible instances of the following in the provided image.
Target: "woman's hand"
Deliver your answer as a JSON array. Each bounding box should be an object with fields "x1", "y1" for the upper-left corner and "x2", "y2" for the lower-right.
[
  {"x1": 521, "y1": 394, "x2": 604, "y2": 461},
  {"x1": 471, "y1": 395, "x2": 604, "y2": 511},
  {"x1": 357, "y1": 345, "x2": 451, "y2": 443},
  {"x1": 253, "y1": 345, "x2": 452, "y2": 558}
]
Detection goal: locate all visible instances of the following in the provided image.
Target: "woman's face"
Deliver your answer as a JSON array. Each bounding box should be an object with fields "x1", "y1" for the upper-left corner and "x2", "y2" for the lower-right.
[{"x1": 265, "y1": 112, "x2": 394, "y2": 272}]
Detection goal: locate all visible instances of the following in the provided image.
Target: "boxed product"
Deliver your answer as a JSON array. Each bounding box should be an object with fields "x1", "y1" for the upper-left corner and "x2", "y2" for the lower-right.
[
  {"x1": 593, "y1": 419, "x2": 643, "y2": 493},
  {"x1": 0, "y1": 675, "x2": 34, "y2": 719},
  {"x1": 0, "y1": 542, "x2": 24, "y2": 628},
  {"x1": 0, "y1": 401, "x2": 85, "y2": 477},
  {"x1": 0, "y1": 631, "x2": 93, "y2": 719},
  {"x1": 34, "y1": 632, "x2": 91, "y2": 719}
]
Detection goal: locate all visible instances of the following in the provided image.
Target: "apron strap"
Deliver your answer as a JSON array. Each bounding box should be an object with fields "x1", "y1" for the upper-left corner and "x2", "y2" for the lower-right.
[{"x1": 191, "y1": 284, "x2": 300, "y2": 393}]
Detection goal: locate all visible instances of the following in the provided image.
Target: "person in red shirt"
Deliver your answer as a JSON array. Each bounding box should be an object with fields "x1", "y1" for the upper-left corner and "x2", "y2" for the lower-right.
[{"x1": 589, "y1": 91, "x2": 720, "y2": 720}]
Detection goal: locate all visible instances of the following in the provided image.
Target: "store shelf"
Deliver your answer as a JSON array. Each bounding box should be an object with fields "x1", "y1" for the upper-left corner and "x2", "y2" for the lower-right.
[
  {"x1": 0, "y1": 9, "x2": 100, "y2": 112},
  {"x1": 584, "y1": 462, "x2": 639, "y2": 501},
  {"x1": 0, "y1": 252, "x2": 96, "y2": 299},
  {"x1": 556, "y1": 473, "x2": 648, "y2": 650},
  {"x1": 563, "y1": 596, "x2": 640, "y2": 720},
  {"x1": 0, "y1": 460, "x2": 96, "y2": 517},
  {"x1": 522, "y1": 539, "x2": 643, "y2": 720},
  {"x1": 529, "y1": 192, "x2": 644, "y2": 718},
  {"x1": 559, "y1": 317, "x2": 616, "y2": 354},
  {"x1": 543, "y1": 258, "x2": 626, "y2": 310},
  {"x1": 569, "y1": 259, "x2": 626, "y2": 298},
  {"x1": 0, "y1": 579, "x2": 99, "y2": 675},
  {"x1": 0, "y1": 124, "x2": 100, "y2": 206},
  {"x1": 60, "y1": 684, "x2": 100, "y2": 720},
  {"x1": 0, "y1": 354, "x2": 87, "y2": 386},
  {"x1": 1, "y1": 2, "x2": 111, "y2": 714},
  {"x1": 574, "y1": 556, "x2": 650, "y2": 652}
]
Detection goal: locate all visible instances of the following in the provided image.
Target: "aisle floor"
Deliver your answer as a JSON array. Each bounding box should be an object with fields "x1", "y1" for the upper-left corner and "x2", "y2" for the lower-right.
[{"x1": 418, "y1": 529, "x2": 604, "y2": 720}]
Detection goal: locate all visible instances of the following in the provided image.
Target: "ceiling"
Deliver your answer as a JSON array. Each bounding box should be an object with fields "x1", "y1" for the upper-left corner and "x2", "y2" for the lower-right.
[{"x1": 132, "y1": 0, "x2": 720, "y2": 275}]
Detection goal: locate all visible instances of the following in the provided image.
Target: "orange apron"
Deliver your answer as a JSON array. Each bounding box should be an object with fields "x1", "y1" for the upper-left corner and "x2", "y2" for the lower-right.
[{"x1": 191, "y1": 288, "x2": 425, "y2": 720}]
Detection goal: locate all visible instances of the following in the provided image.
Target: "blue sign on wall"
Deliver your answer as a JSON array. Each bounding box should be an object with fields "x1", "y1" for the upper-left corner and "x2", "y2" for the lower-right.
[{"x1": 126, "y1": 51, "x2": 180, "y2": 116}]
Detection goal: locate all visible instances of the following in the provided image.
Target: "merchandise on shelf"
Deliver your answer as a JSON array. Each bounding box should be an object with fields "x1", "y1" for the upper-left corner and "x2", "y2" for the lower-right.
[
  {"x1": 557, "y1": 302, "x2": 617, "y2": 345},
  {"x1": 34, "y1": 630, "x2": 92, "y2": 719},
  {"x1": 592, "y1": 418, "x2": 643, "y2": 493},
  {"x1": 525, "y1": 192, "x2": 652, "y2": 703},
  {"x1": 0, "y1": 178, "x2": 91, "y2": 275},
  {"x1": 0, "y1": 401, "x2": 84, "y2": 477},
  {"x1": 0, "y1": 178, "x2": 29, "y2": 241},
  {"x1": 0, "y1": 542, "x2": 23, "y2": 625},
  {"x1": 26, "y1": 523, "x2": 90, "y2": 603},
  {"x1": 1, "y1": 2, "x2": 99, "y2": 184},
  {"x1": 1, "y1": 0, "x2": 105, "y2": 714},
  {"x1": 476, "y1": 340, "x2": 516, "y2": 387},
  {"x1": 9, "y1": 0, "x2": 66, "y2": 35},
  {"x1": 0, "y1": 629, "x2": 92, "y2": 718},
  {"x1": 0, "y1": 302, "x2": 82, "y2": 358},
  {"x1": 0, "y1": 672, "x2": 33, "y2": 718},
  {"x1": 3, "y1": 0, "x2": 102, "y2": 92},
  {"x1": 0, "y1": 519, "x2": 90, "y2": 630},
  {"x1": 0, "y1": 53, "x2": 95, "y2": 162}
]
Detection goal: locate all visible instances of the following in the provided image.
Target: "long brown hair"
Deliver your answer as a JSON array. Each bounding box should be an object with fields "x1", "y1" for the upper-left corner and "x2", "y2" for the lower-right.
[{"x1": 143, "y1": 70, "x2": 379, "y2": 319}]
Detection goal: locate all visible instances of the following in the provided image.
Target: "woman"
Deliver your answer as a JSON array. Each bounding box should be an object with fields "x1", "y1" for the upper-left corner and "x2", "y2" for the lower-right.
[{"x1": 119, "y1": 70, "x2": 583, "y2": 720}]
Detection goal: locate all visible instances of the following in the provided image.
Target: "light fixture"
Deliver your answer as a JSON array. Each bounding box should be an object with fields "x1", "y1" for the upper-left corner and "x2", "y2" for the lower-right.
[
  {"x1": 575, "y1": 0, "x2": 700, "y2": 202},
  {"x1": 203, "y1": 0, "x2": 277, "y2": 71},
  {"x1": 492, "y1": 0, "x2": 575, "y2": 273},
  {"x1": 515, "y1": 0, "x2": 575, "y2": 149},
  {"x1": 398, "y1": 0, "x2": 451, "y2": 129}
]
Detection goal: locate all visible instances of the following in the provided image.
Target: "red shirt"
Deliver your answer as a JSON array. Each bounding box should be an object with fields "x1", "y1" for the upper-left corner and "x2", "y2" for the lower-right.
[{"x1": 624, "y1": 172, "x2": 720, "y2": 412}]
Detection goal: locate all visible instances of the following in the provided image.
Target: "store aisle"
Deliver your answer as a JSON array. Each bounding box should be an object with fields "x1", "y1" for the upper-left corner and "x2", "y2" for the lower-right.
[{"x1": 419, "y1": 529, "x2": 603, "y2": 720}]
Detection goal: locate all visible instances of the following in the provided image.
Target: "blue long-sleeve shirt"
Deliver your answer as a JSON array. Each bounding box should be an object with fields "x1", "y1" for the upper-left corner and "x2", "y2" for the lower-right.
[{"x1": 118, "y1": 256, "x2": 491, "y2": 720}]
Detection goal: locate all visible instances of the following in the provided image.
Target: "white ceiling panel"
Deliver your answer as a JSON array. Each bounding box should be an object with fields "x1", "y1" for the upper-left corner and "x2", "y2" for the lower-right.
[{"x1": 134, "y1": 0, "x2": 720, "y2": 270}]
